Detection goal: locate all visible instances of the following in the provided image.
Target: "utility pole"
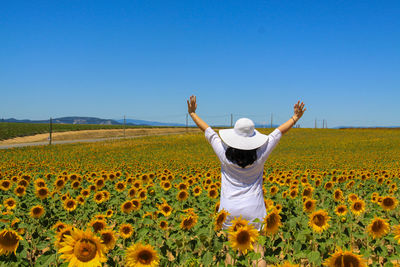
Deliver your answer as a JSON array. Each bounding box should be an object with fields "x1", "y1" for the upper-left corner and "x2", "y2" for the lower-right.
[
  {"x1": 231, "y1": 114, "x2": 233, "y2": 127},
  {"x1": 270, "y1": 113, "x2": 273, "y2": 128},
  {"x1": 186, "y1": 114, "x2": 188, "y2": 132},
  {"x1": 322, "y1": 120, "x2": 325, "y2": 129},
  {"x1": 49, "y1": 117, "x2": 52, "y2": 145},
  {"x1": 123, "y1": 115, "x2": 126, "y2": 138}
]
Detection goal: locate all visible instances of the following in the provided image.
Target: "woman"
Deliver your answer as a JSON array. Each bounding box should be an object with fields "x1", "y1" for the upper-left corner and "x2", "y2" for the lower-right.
[{"x1": 187, "y1": 95, "x2": 306, "y2": 266}]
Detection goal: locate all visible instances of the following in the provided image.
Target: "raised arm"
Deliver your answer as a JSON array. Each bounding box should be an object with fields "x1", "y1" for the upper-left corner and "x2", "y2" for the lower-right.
[
  {"x1": 187, "y1": 95, "x2": 209, "y2": 132},
  {"x1": 278, "y1": 101, "x2": 306, "y2": 135}
]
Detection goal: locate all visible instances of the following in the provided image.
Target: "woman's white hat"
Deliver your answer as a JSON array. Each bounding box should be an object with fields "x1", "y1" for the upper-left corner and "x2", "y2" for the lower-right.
[{"x1": 219, "y1": 118, "x2": 268, "y2": 150}]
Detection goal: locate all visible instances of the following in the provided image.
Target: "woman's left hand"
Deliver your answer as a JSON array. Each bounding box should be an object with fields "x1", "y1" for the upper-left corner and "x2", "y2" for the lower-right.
[{"x1": 187, "y1": 95, "x2": 197, "y2": 114}]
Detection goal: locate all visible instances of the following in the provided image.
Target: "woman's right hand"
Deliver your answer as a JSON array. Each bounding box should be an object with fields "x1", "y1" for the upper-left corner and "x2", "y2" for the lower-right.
[
  {"x1": 293, "y1": 101, "x2": 306, "y2": 120},
  {"x1": 187, "y1": 95, "x2": 197, "y2": 114}
]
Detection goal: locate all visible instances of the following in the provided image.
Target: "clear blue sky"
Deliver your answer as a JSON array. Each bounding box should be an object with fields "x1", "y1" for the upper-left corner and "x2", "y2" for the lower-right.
[{"x1": 1, "y1": 1, "x2": 399, "y2": 128}]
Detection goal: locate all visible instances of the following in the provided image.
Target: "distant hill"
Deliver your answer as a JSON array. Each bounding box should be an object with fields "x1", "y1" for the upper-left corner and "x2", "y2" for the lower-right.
[
  {"x1": 117, "y1": 119, "x2": 185, "y2": 127},
  {"x1": 3, "y1": 117, "x2": 122, "y2": 125},
  {"x1": 2, "y1": 117, "x2": 187, "y2": 126}
]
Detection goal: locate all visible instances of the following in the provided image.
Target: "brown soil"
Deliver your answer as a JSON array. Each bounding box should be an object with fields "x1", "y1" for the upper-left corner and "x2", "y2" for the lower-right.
[{"x1": 0, "y1": 128, "x2": 199, "y2": 145}]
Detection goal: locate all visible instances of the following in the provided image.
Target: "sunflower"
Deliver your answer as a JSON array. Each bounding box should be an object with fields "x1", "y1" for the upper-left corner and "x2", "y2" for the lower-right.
[
  {"x1": 303, "y1": 199, "x2": 316, "y2": 213},
  {"x1": 94, "y1": 192, "x2": 104, "y2": 204},
  {"x1": 0, "y1": 180, "x2": 12, "y2": 191},
  {"x1": 159, "y1": 220, "x2": 168, "y2": 230},
  {"x1": 228, "y1": 224, "x2": 259, "y2": 254},
  {"x1": 55, "y1": 226, "x2": 73, "y2": 249},
  {"x1": 95, "y1": 178, "x2": 105, "y2": 189},
  {"x1": 208, "y1": 189, "x2": 219, "y2": 199},
  {"x1": 54, "y1": 178, "x2": 66, "y2": 190},
  {"x1": 53, "y1": 221, "x2": 67, "y2": 233},
  {"x1": 177, "y1": 190, "x2": 189, "y2": 201},
  {"x1": 115, "y1": 181, "x2": 126, "y2": 192},
  {"x1": 30, "y1": 205, "x2": 45, "y2": 219},
  {"x1": 348, "y1": 193, "x2": 358, "y2": 202},
  {"x1": 128, "y1": 188, "x2": 137, "y2": 198},
  {"x1": 270, "y1": 185, "x2": 279, "y2": 196},
  {"x1": 289, "y1": 188, "x2": 298, "y2": 199},
  {"x1": 157, "y1": 201, "x2": 172, "y2": 217},
  {"x1": 309, "y1": 210, "x2": 330, "y2": 233},
  {"x1": 302, "y1": 187, "x2": 313, "y2": 198},
  {"x1": 64, "y1": 198, "x2": 78, "y2": 212},
  {"x1": 394, "y1": 224, "x2": 400, "y2": 244},
  {"x1": 3, "y1": 198, "x2": 17, "y2": 210},
  {"x1": 324, "y1": 182, "x2": 334, "y2": 190},
  {"x1": 100, "y1": 229, "x2": 117, "y2": 251},
  {"x1": 192, "y1": 186, "x2": 202, "y2": 196},
  {"x1": 0, "y1": 229, "x2": 23, "y2": 255},
  {"x1": 158, "y1": 181, "x2": 169, "y2": 191},
  {"x1": 137, "y1": 189, "x2": 147, "y2": 200},
  {"x1": 263, "y1": 199, "x2": 274, "y2": 212},
  {"x1": 214, "y1": 209, "x2": 230, "y2": 231},
  {"x1": 334, "y1": 205, "x2": 348, "y2": 216},
  {"x1": 130, "y1": 199, "x2": 141, "y2": 211},
  {"x1": 35, "y1": 178, "x2": 46, "y2": 188},
  {"x1": 125, "y1": 242, "x2": 159, "y2": 267},
  {"x1": 106, "y1": 209, "x2": 113, "y2": 218},
  {"x1": 119, "y1": 223, "x2": 134, "y2": 239},
  {"x1": 380, "y1": 196, "x2": 397, "y2": 211},
  {"x1": 367, "y1": 217, "x2": 390, "y2": 239},
  {"x1": 102, "y1": 190, "x2": 110, "y2": 201},
  {"x1": 350, "y1": 199, "x2": 365, "y2": 216},
  {"x1": 214, "y1": 202, "x2": 220, "y2": 213},
  {"x1": 263, "y1": 209, "x2": 282, "y2": 236},
  {"x1": 121, "y1": 200, "x2": 134, "y2": 214},
  {"x1": 323, "y1": 247, "x2": 366, "y2": 267},
  {"x1": 333, "y1": 189, "x2": 343, "y2": 202},
  {"x1": 14, "y1": 186, "x2": 26, "y2": 197},
  {"x1": 180, "y1": 215, "x2": 198, "y2": 230},
  {"x1": 229, "y1": 216, "x2": 249, "y2": 232},
  {"x1": 58, "y1": 227, "x2": 107, "y2": 267},
  {"x1": 35, "y1": 187, "x2": 50, "y2": 200},
  {"x1": 87, "y1": 219, "x2": 106, "y2": 233}
]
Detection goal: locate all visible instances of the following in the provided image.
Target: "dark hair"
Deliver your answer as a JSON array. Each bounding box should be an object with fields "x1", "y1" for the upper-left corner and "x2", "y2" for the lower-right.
[{"x1": 225, "y1": 147, "x2": 257, "y2": 168}]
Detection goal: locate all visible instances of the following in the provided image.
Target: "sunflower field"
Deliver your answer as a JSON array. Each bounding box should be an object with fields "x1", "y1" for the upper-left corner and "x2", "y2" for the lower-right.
[{"x1": 1, "y1": 128, "x2": 400, "y2": 266}]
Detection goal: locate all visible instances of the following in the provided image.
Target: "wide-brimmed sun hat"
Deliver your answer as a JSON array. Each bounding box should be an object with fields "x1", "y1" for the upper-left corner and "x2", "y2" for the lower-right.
[{"x1": 219, "y1": 118, "x2": 268, "y2": 150}]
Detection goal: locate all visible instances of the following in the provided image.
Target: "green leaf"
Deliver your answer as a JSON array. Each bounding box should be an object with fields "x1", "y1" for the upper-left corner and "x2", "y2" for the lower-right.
[
  {"x1": 308, "y1": 251, "x2": 320, "y2": 263},
  {"x1": 202, "y1": 251, "x2": 213, "y2": 266}
]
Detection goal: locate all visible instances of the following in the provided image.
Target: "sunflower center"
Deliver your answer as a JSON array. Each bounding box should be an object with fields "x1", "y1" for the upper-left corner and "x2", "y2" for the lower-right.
[
  {"x1": 338, "y1": 207, "x2": 345, "y2": 213},
  {"x1": 236, "y1": 230, "x2": 250, "y2": 245},
  {"x1": 334, "y1": 254, "x2": 360, "y2": 267},
  {"x1": 138, "y1": 249, "x2": 153, "y2": 264},
  {"x1": 124, "y1": 203, "x2": 133, "y2": 209},
  {"x1": 313, "y1": 214, "x2": 326, "y2": 227},
  {"x1": 38, "y1": 188, "x2": 47, "y2": 196},
  {"x1": 306, "y1": 201, "x2": 313, "y2": 209},
  {"x1": 123, "y1": 227, "x2": 132, "y2": 234},
  {"x1": 353, "y1": 203, "x2": 361, "y2": 210},
  {"x1": 67, "y1": 201, "x2": 74, "y2": 208},
  {"x1": 0, "y1": 231, "x2": 19, "y2": 247},
  {"x1": 163, "y1": 206, "x2": 170, "y2": 213},
  {"x1": 74, "y1": 238, "x2": 97, "y2": 262},
  {"x1": 372, "y1": 220, "x2": 383, "y2": 232},
  {"x1": 92, "y1": 222, "x2": 105, "y2": 233},
  {"x1": 101, "y1": 233, "x2": 112, "y2": 244},
  {"x1": 267, "y1": 214, "x2": 277, "y2": 228},
  {"x1": 383, "y1": 198, "x2": 394, "y2": 206},
  {"x1": 217, "y1": 214, "x2": 226, "y2": 224},
  {"x1": 183, "y1": 217, "x2": 193, "y2": 227},
  {"x1": 33, "y1": 207, "x2": 43, "y2": 215}
]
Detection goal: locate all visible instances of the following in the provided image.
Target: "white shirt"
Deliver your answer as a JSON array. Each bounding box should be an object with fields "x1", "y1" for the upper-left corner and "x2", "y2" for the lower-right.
[{"x1": 205, "y1": 127, "x2": 282, "y2": 230}]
